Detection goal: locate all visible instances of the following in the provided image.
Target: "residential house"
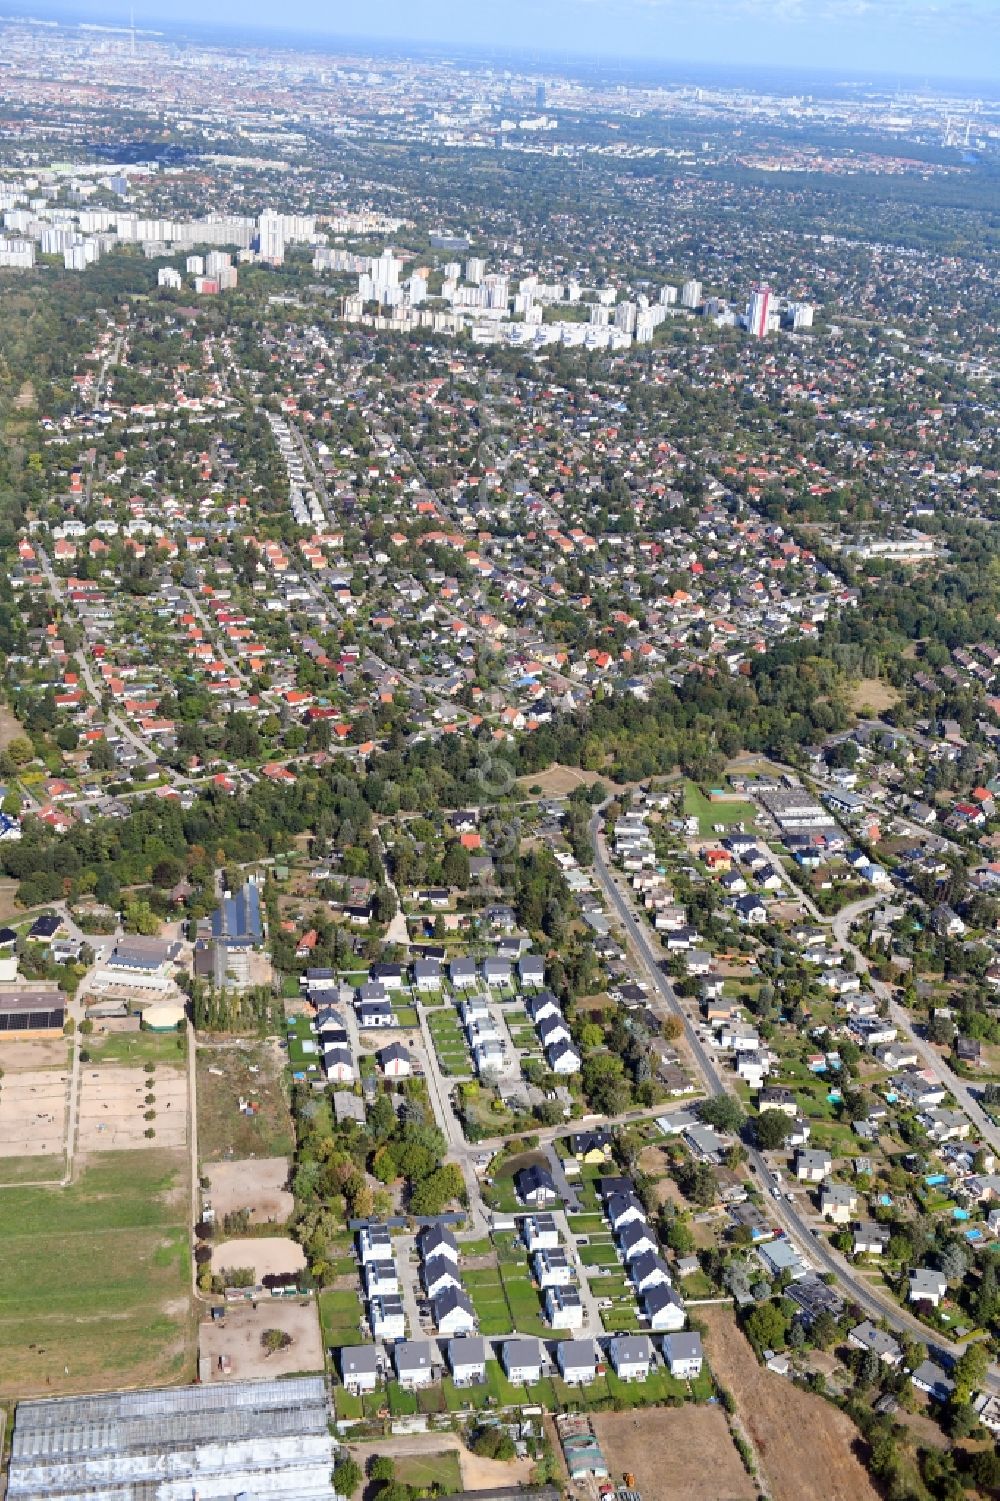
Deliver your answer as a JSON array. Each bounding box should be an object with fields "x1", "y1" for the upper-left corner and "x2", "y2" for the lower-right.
[
  {"x1": 545, "y1": 1284, "x2": 584, "y2": 1329},
  {"x1": 909, "y1": 1269, "x2": 948, "y2": 1307},
  {"x1": 394, "y1": 1340, "x2": 436, "y2": 1389},
  {"x1": 608, "y1": 1334, "x2": 652, "y2": 1381},
  {"x1": 643, "y1": 1284, "x2": 686, "y2": 1332},
  {"x1": 448, "y1": 1336, "x2": 487, "y2": 1386},
  {"x1": 663, "y1": 1332, "x2": 703, "y2": 1380},
  {"x1": 502, "y1": 1337, "x2": 543, "y2": 1384},
  {"x1": 795, "y1": 1149, "x2": 833, "y2": 1184},
  {"x1": 340, "y1": 1345, "x2": 380, "y2": 1394},
  {"x1": 432, "y1": 1287, "x2": 477, "y2": 1336},
  {"x1": 556, "y1": 1338, "x2": 597, "y2": 1385}
]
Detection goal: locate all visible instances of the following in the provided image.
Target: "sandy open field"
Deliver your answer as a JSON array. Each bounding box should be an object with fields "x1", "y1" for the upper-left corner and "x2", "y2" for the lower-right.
[
  {"x1": 0, "y1": 1038, "x2": 69, "y2": 1071},
  {"x1": 205, "y1": 1157, "x2": 293, "y2": 1225},
  {"x1": 199, "y1": 1298, "x2": 323, "y2": 1381},
  {"x1": 77, "y1": 1065, "x2": 187, "y2": 1152},
  {"x1": 212, "y1": 1236, "x2": 306, "y2": 1282},
  {"x1": 593, "y1": 1407, "x2": 756, "y2": 1501},
  {"x1": 0, "y1": 1067, "x2": 68, "y2": 1157},
  {"x1": 700, "y1": 1306, "x2": 880, "y2": 1501}
]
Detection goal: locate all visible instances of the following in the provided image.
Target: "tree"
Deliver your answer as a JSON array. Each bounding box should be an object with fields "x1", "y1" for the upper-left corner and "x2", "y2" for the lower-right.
[
  {"x1": 334, "y1": 1459, "x2": 362, "y2": 1496},
  {"x1": 755, "y1": 1109, "x2": 791, "y2": 1150},
  {"x1": 369, "y1": 1458, "x2": 395, "y2": 1483},
  {"x1": 471, "y1": 1427, "x2": 516, "y2": 1461},
  {"x1": 745, "y1": 1300, "x2": 789, "y2": 1352},
  {"x1": 700, "y1": 1095, "x2": 746, "y2": 1134},
  {"x1": 261, "y1": 1328, "x2": 292, "y2": 1356},
  {"x1": 951, "y1": 1341, "x2": 988, "y2": 1405}
]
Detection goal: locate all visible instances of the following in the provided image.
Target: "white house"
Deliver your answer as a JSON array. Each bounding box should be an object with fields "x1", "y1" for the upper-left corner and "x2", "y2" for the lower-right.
[
  {"x1": 433, "y1": 1287, "x2": 477, "y2": 1336},
  {"x1": 522, "y1": 1213, "x2": 559, "y2": 1253},
  {"x1": 643, "y1": 1284, "x2": 686, "y2": 1331},
  {"x1": 502, "y1": 1337, "x2": 543, "y2": 1384},
  {"x1": 533, "y1": 1247, "x2": 573, "y2": 1287},
  {"x1": 608, "y1": 1334, "x2": 652, "y2": 1381},
  {"x1": 547, "y1": 1040, "x2": 581, "y2": 1074},
  {"x1": 663, "y1": 1331, "x2": 703, "y2": 1380},
  {"x1": 448, "y1": 1335, "x2": 487, "y2": 1386},
  {"x1": 358, "y1": 1225, "x2": 392, "y2": 1265},
  {"x1": 545, "y1": 1284, "x2": 584, "y2": 1329},
  {"x1": 795, "y1": 1149, "x2": 833, "y2": 1184},
  {"x1": 556, "y1": 1338, "x2": 597, "y2": 1385},
  {"x1": 394, "y1": 1340, "x2": 436, "y2": 1389},
  {"x1": 369, "y1": 1295, "x2": 406, "y2": 1341},
  {"x1": 377, "y1": 1042, "x2": 412, "y2": 1078},
  {"x1": 909, "y1": 1269, "x2": 948, "y2": 1308},
  {"x1": 340, "y1": 1345, "x2": 379, "y2": 1394}
]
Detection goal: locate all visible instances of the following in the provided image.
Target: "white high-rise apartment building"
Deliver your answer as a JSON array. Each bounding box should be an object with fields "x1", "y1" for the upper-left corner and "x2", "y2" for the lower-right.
[
  {"x1": 747, "y1": 284, "x2": 771, "y2": 338},
  {"x1": 258, "y1": 209, "x2": 285, "y2": 266},
  {"x1": 680, "y1": 279, "x2": 702, "y2": 309}
]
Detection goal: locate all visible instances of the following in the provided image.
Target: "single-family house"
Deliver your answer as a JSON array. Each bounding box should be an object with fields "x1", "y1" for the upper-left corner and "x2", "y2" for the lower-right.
[
  {"x1": 502, "y1": 1337, "x2": 543, "y2": 1384},
  {"x1": 795, "y1": 1148, "x2": 833, "y2": 1184},
  {"x1": 340, "y1": 1345, "x2": 380, "y2": 1394},
  {"x1": 663, "y1": 1331, "x2": 703, "y2": 1380},
  {"x1": 556, "y1": 1338, "x2": 597, "y2": 1385},
  {"x1": 394, "y1": 1340, "x2": 436, "y2": 1389},
  {"x1": 448, "y1": 1335, "x2": 487, "y2": 1385},
  {"x1": 432, "y1": 1287, "x2": 477, "y2": 1336},
  {"x1": 608, "y1": 1334, "x2": 652, "y2": 1381}
]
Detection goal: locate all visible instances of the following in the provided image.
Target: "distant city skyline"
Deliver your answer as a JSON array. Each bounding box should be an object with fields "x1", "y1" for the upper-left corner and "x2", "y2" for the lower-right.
[{"x1": 2, "y1": 0, "x2": 999, "y2": 85}]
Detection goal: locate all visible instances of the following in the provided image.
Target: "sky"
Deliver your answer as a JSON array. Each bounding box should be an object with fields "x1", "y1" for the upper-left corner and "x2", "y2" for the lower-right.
[{"x1": 7, "y1": 0, "x2": 1000, "y2": 84}]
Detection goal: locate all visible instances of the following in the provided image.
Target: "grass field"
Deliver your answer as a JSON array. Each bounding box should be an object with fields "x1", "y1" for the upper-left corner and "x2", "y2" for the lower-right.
[
  {"x1": 0, "y1": 1150, "x2": 193, "y2": 1398},
  {"x1": 197, "y1": 1042, "x2": 294, "y2": 1161},
  {"x1": 87, "y1": 1030, "x2": 187, "y2": 1067},
  {"x1": 0, "y1": 1154, "x2": 66, "y2": 1186},
  {"x1": 320, "y1": 1287, "x2": 364, "y2": 1348},
  {"x1": 683, "y1": 782, "x2": 757, "y2": 838},
  {"x1": 393, "y1": 1451, "x2": 462, "y2": 1492}
]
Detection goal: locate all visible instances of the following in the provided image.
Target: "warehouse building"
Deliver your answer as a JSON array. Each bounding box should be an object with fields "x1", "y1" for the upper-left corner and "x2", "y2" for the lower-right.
[{"x1": 7, "y1": 1375, "x2": 337, "y2": 1499}]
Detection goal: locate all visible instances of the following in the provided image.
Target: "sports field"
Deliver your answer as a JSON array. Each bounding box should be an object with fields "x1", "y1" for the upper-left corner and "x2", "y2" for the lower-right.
[{"x1": 0, "y1": 1150, "x2": 194, "y2": 1397}]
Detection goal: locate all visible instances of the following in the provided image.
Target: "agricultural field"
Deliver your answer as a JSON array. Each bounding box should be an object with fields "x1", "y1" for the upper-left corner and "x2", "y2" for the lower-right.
[
  {"x1": 0, "y1": 1150, "x2": 193, "y2": 1398},
  {"x1": 197, "y1": 1041, "x2": 294, "y2": 1161}
]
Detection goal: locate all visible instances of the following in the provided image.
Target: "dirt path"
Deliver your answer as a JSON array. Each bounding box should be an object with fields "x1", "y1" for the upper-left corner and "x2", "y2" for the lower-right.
[{"x1": 700, "y1": 1307, "x2": 879, "y2": 1501}]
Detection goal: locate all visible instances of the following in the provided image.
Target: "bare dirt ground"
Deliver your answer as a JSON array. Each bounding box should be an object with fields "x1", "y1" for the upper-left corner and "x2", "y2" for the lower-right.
[
  {"x1": 211, "y1": 1236, "x2": 306, "y2": 1282},
  {"x1": 593, "y1": 1407, "x2": 756, "y2": 1501},
  {"x1": 700, "y1": 1306, "x2": 880, "y2": 1501},
  {"x1": 849, "y1": 678, "x2": 899, "y2": 714},
  {"x1": 77, "y1": 1064, "x2": 187, "y2": 1152},
  {"x1": 0, "y1": 704, "x2": 26, "y2": 750},
  {"x1": 516, "y1": 764, "x2": 616, "y2": 797},
  {"x1": 0, "y1": 1067, "x2": 68, "y2": 1157},
  {"x1": 205, "y1": 1157, "x2": 293, "y2": 1226},
  {"x1": 199, "y1": 1298, "x2": 323, "y2": 1381},
  {"x1": 0, "y1": 1038, "x2": 69, "y2": 1071}
]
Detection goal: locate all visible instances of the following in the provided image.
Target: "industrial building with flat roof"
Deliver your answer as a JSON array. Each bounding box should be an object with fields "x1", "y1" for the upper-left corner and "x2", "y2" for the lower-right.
[{"x1": 7, "y1": 1375, "x2": 337, "y2": 1499}]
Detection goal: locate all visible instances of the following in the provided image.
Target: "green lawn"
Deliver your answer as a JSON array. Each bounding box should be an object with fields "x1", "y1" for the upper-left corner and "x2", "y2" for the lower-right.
[
  {"x1": 393, "y1": 1451, "x2": 461, "y2": 1491},
  {"x1": 86, "y1": 1029, "x2": 187, "y2": 1066},
  {"x1": 683, "y1": 782, "x2": 756, "y2": 838},
  {"x1": 319, "y1": 1287, "x2": 364, "y2": 1348},
  {"x1": 580, "y1": 1242, "x2": 622, "y2": 1268},
  {"x1": 0, "y1": 1150, "x2": 193, "y2": 1399}
]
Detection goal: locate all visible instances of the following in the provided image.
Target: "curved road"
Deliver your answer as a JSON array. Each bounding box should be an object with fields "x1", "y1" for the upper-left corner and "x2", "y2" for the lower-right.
[{"x1": 588, "y1": 805, "x2": 1000, "y2": 1391}]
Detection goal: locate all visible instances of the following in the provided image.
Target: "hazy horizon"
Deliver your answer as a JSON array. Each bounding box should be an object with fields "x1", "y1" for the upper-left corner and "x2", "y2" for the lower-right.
[{"x1": 2, "y1": 0, "x2": 999, "y2": 87}]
